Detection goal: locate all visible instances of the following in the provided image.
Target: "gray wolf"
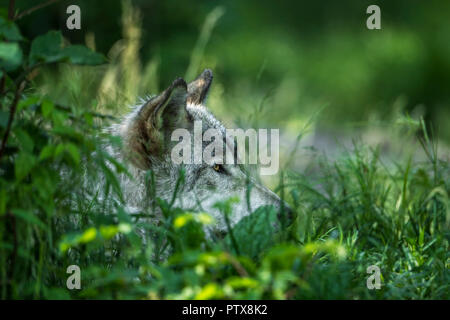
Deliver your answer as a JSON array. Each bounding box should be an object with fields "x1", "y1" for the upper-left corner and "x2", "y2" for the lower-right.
[{"x1": 107, "y1": 69, "x2": 291, "y2": 234}]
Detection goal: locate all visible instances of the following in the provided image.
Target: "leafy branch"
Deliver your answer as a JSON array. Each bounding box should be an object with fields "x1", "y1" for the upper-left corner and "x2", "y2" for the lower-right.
[
  {"x1": 0, "y1": 6, "x2": 107, "y2": 161},
  {"x1": 14, "y1": 0, "x2": 61, "y2": 21}
]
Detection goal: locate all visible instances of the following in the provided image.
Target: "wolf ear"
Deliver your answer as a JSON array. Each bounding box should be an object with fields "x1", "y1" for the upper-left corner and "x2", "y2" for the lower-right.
[
  {"x1": 187, "y1": 69, "x2": 213, "y2": 105},
  {"x1": 126, "y1": 78, "x2": 188, "y2": 169}
]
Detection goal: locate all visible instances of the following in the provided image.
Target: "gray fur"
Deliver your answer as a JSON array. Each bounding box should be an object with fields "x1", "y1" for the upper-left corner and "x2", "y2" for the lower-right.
[{"x1": 103, "y1": 69, "x2": 288, "y2": 234}]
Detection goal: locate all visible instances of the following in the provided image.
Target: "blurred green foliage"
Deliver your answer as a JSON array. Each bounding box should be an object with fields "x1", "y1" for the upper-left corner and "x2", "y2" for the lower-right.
[
  {"x1": 0, "y1": 1, "x2": 449, "y2": 300},
  {"x1": 6, "y1": 0, "x2": 450, "y2": 140}
]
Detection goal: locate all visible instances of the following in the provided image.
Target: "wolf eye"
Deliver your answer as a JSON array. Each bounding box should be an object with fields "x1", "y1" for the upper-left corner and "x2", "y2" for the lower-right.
[{"x1": 213, "y1": 164, "x2": 226, "y2": 174}]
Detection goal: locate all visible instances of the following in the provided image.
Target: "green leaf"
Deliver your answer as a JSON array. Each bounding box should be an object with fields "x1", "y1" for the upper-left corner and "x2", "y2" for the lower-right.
[
  {"x1": 262, "y1": 244, "x2": 301, "y2": 272},
  {"x1": 15, "y1": 151, "x2": 37, "y2": 180},
  {"x1": 59, "y1": 227, "x2": 101, "y2": 253},
  {"x1": 41, "y1": 100, "x2": 54, "y2": 118},
  {"x1": 0, "y1": 42, "x2": 22, "y2": 71},
  {"x1": 29, "y1": 30, "x2": 64, "y2": 65},
  {"x1": 0, "y1": 17, "x2": 23, "y2": 41},
  {"x1": 224, "y1": 205, "x2": 278, "y2": 259},
  {"x1": 29, "y1": 30, "x2": 106, "y2": 67},
  {"x1": 78, "y1": 227, "x2": 97, "y2": 243},
  {"x1": 52, "y1": 125, "x2": 83, "y2": 140},
  {"x1": 11, "y1": 209, "x2": 47, "y2": 230},
  {"x1": 173, "y1": 212, "x2": 206, "y2": 250},
  {"x1": 51, "y1": 109, "x2": 68, "y2": 126},
  {"x1": 17, "y1": 96, "x2": 40, "y2": 111},
  {"x1": 39, "y1": 145, "x2": 55, "y2": 161},
  {"x1": 54, "y1": 143, "x2": 65, "y2": 157},
  {"x1": 65, "y1": 143, "x2": 81, "y2": 165},
  {"x1": 99, "y1": 225, "x2": 119, "y2": 239},
  {"x1": 62, "y1": 45, "x2": 106, "y2": 65},
  {"x1": 14, "y1": 129, "x2": 34, "y2": 153}
]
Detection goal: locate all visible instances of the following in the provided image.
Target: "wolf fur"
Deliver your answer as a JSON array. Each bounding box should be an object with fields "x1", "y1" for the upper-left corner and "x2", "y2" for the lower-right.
[{"x1": 105, "y1": 69, "x2": 289, "y2": 233}]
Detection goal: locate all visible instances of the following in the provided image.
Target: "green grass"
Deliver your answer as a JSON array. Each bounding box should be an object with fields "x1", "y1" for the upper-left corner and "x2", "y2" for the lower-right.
[
  {"x1": 1, "y1": 104, "x2": 448, "y2": 299},
  {"x1": 0, "y1": 2, "x2": 448, "y2": 300}
]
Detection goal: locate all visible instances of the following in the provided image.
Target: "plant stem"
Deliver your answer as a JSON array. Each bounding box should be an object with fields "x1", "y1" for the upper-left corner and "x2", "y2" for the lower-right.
[
  {"x1": 8, "y1": 0, "x2": 15, "y2": 20},
  {"x1": 14, "y1": 0, "x2": 60, "y2": 21},
  {"x1": 224, "y1": 209, "x2": 240, "y2": 256},
  {"x1": 0, "y1": 0, "x2": 15, "y2": 97},
  {"x1": 0, "y1": 81, "x2": 24, "y2": 161}
]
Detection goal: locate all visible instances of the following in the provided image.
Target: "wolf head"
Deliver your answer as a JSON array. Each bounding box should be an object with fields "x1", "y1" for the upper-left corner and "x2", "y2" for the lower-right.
[{"x1": 111, "y1": 69, "x2": 291, "y2": 233}]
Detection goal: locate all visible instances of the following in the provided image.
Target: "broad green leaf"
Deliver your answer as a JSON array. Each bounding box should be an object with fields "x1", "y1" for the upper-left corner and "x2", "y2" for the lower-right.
[
  {"x1": 0, "y1": 17, "x2": 23, "y2": 41},
  {"x1": 79, "y1": 227, "x2": 97, "y2": 243},
  {"x1": 14, "y1": 151, "x2": 37, "y2": 180},
  {"x1": 17, "y1": 96, "x2": 40, "y2": 111},
  {"x1": 39, "y1": 145, "x2": 55, "y2": 161},
  {"x1": 262, "y1": 244, "x2": 302, "y2": 272},
  {"x1": 65, "y1": 143, "x2": 81, "y2": 165},
  {"x1": 52, "y1": 125, "x2": 83, "y2": 140},
  {"x1": 195, "y1": 283, "x2": 223, "y2": 300},
  {"x1": 54, "y1": 143, "x2": 65, "y2": 157},
  {"x1": 29, "y1": 30, "x2": 64, "y2": 65},
  {"x1": 226, "y1": 277, "x2": 259, "y2": 289},
  {"x1": 41, "y1": 100, "x2": 54, "y2": 118},
  {"x1": 29, "y1": 30, "x2": 106, "y2": 67},
  {"x1": 62, "y1": 45, "x2": 106, "y2": 65},
  {"x1": 51, "y1": 109, "x2": 68, "y2": 125},
  {"x1": 224, "y1": 205, "x2": 278, "y2": 259},
  {"x1": 0, "y1": 42, "x2": 22, "y2": 71},
  {"x1": 173, "y1": 212, "x2": 205, "y2": 250},
  {"x1": 14, "y1": 129, "x2": 34, "y2": 152},
  {"x1": 174, "y1": 213, "x2": 194, "y2": 229},
  {"x1": 99, "y1": 225, "x2": 119, "y2": 240}
]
